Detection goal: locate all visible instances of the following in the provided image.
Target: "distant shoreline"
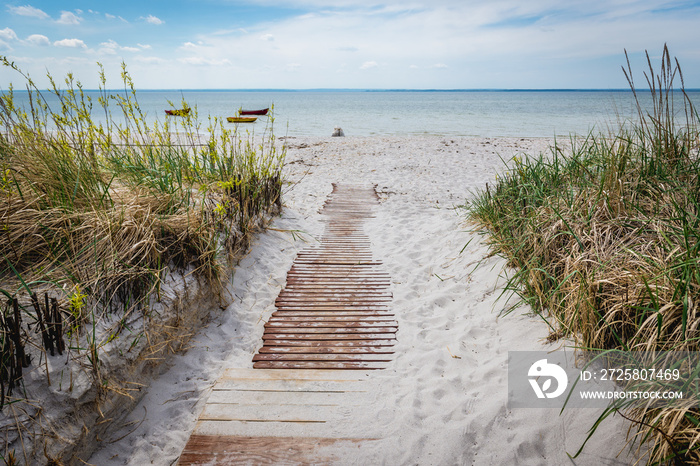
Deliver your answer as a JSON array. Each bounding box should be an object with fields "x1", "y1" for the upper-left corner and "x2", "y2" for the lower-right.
[
  {"x1": 5, "y1": 88, "x2": 700, "y2": 93},
  {"x1": 5, "y1": 88, "x2": 698, "y2": 139}
]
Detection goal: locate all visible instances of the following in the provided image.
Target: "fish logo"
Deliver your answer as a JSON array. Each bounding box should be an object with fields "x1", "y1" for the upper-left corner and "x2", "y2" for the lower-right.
[{"x1": 528, "y1": 359, "x2": 568, "y2": 399}]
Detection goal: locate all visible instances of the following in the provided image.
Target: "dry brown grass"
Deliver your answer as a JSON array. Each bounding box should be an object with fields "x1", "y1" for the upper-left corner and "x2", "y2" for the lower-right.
[
  {"x1": 0, "y1": 59, "x2": 284, "y2": 462},
  {"x1": 467, "y1": 45, "x2": 700, "y2": 464}
]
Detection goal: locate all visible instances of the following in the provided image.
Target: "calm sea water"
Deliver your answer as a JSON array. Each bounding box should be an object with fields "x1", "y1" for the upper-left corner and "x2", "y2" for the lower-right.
[{"x1": 5, "y1": 89, "x2": 700, "y2": 138}]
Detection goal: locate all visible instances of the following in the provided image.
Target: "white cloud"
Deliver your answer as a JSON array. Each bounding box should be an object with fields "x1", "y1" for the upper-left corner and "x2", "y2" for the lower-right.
[
  {"x1": 177, "y1": 57, "x2": 232, "y2": 66},
  {"x1": 26, "y1": 34, "x2": 50, "y2": 46},
  {"x1": 0, "y1": 40, "x2": 10, "y2": 51},
  {"x1": 98, "y1": 40, "x2": 118, "y2": 55},
  {"x1": 99, "y1": 39, "x2": 117, "y2": 48},
  {"x1": 192, "y1": 1, "x2": 698, "y2": 87},
  {"x1": 0, "y1": 28, "x2": 18, "y2": 41},
  {"x1": 142, "y1": 15, "x2": 164, "y2": 25},
  {"x1": 4, "y1": 0, "x2": 699, "y2": 89},
  {"x1": 105, "y1": 13, "x2": 128, "y2": 23},
  {"x1": 54, "y1": 38, "x2": 87, "y2": 49},
  {"x1": 8, "y1": 5, "x2": 50, "y2": 20},
  {"x1": 135, "y1": 56, "x2": 166, "y2": 64},
  {"x1": 57, "y1": 11, "x2": 82, "y2": 25},
  {"x1": 97, "y1": 39, "x2": 142, "y2": 55}
]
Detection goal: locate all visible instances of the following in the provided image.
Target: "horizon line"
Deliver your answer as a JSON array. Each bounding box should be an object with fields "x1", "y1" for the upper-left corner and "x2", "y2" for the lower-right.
[{"x1": 7, "y1": 87, "x2": 700, "y2": 93}]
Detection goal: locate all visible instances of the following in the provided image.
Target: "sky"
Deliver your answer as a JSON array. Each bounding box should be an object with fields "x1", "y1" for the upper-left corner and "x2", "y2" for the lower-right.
[{"x1": 1, "y1": 0, "x2": 700, "y2": 89}]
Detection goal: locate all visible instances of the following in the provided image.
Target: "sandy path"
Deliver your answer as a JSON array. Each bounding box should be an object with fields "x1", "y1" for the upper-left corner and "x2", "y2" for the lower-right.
[{"x1": 89, "y1": 136, "x2": 639, "y2": 465}]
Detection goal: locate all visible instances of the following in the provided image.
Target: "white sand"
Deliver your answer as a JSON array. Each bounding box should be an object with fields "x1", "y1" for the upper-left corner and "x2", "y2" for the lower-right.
[{"x1": 88, "y1": 135, "x2": 639, "y2": 465}]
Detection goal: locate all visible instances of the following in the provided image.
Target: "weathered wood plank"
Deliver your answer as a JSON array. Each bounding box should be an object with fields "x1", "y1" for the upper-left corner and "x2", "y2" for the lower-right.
[
  {"x1": 270, "y1": 311, "x2": 395, "y2": 317},
  {"x1": 253, "y1": 361, "x2": 388, "y2": 370},
  {"x1": 262, "y1": 332, "x2": 397, "y2": 340},
  {"x1": 262, "y1": 339, "x2": 396, "y2": 347},
  {"x1": 262, "y1": 326, "x2": 398, "y2": 334},
  {"x1": 256, "y1": 346, "x2": 394, "y2": 354},
  {"x1": 253, "y1": 183, "x2": 397, "y2": 371},
  {"x1": 179, "y1": 436, "x2": 377, "y2": 466},
  {"x1": 252, "y1": 353, "x2": 393, "y2": 362}
]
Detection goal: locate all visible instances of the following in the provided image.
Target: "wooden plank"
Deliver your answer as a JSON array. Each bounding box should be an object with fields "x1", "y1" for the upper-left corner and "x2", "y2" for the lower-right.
[
  {"x1": 283, "y1": 282, "x2": 391, "y2": 286},
  {"x1": 292, "y1": 261, "x2": 384, "y2": 266},
  {"x1": 272, "y1": 310, "x2": 395, "y2": 319},
  {"x1": 280, "y1": 288, "x2": 391, "y2": 293},
  {"x1": 299, "y1": 252, "x2": 372, "y2": 256},
  {"x1": 205, "y1": 390, "x2": 361, "y2": 406},
  {"x1": 253, "y1": 361, "x2": 388, "y2": 370},
  {"x1": 277, "y1": 293, "x2": 392, "y2": 298},
  {"x1": 274, "y1": 306, "x2": 392, "y2": 311},
  {"x1": 265, "y1": 321, "x2": 397, "y2": 329},
  {"x1": 190, "y1": 421, "x2": 340, "y2": 439},
  {"x1": 262, "y1": 339, "x2": 396, "y2": 347},
  {"x1": 286, "y1": 272, "x2": 387, "y2": 275},
  {"x1": 276, "y1": 294, "x2": 392, "y2": 300},
  {"x1": 267, "y1": 316, "x2": 396, "y2": 322},
  {"x1": 280, "y1": 284, "x2": 391, "y2": 289},
  {"x1": 277, "y1": 295, "x2": 390, "y2": 300},
  {"x1": 266, "y1": 321, "x2": 396, "y2": 327},
  {"x1": 275, "y1": 298, "x2": 392, "y2": 304},
  {"x1": 198, "y1": 404, "x2": 338, "y2": 422},
  {"x1": 253, "y1": 353, "x2": 392, "y2": 362},
  {"x1": 262, "y1": 333, "x2": 397, "y2": 340},
  {"x1": 287, "y1": 265, "x2": 382, "y2": 269},
  {"x1": 178, "y1": 436, "x2": 377, "y2": 465},
  {"x1": 209, "y1": 380, "x2": 367, "y2": 394},
  {"x1": 256, "y1": 346, "x2": 394, "y2": 354},
  {"x1": 288, "y1": 264, "x2": 384, "y2": 268},
  {"x1": 261, "y1": 327, "x2": 397, "y2": 334},
  {"x1": 218, "y1": 367, "x2": 371, "y2": 381},
  {"x1": 252, "y1": 353, "x2": 393, "y2": 362},
  {"x1": 279, "y1": 290, "x2": 391, "y2": 295},
  {"x1": 285, "y1": 274, "x2": 388, "y2": 279}
]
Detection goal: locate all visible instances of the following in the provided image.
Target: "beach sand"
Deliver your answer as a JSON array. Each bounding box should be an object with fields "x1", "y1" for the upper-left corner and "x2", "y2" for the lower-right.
[{"x1": 88, "y1": 135, "x2": 639, "y2": 465}]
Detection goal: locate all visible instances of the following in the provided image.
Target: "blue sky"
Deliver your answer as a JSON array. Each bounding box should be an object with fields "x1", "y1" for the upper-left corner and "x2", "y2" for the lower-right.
[{"x1": 1, "y1": 0, "x2": 700, "y2": 89}]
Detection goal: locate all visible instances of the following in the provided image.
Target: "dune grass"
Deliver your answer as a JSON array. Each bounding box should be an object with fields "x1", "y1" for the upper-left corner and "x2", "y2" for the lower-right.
[
  {"x1": 0, "y1": 58, "x2": 284, "y2": 416},
  {"x1": 466, "y1": 45, "x2": 700, "y2": 464}
]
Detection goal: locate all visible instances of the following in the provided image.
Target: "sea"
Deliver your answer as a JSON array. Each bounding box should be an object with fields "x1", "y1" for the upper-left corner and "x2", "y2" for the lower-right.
[{"x1": 4, "y1": 89, "x2": 700, "y2": 138}]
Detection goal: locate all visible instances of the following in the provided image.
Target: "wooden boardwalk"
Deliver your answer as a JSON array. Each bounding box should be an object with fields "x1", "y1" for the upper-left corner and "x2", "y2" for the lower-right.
[
  {"x1": 178, "y1": 184, "x2": 395, "y2": 464},
  {"x1": 254, "y1": 183, "x2": 396, "y2": 369}
]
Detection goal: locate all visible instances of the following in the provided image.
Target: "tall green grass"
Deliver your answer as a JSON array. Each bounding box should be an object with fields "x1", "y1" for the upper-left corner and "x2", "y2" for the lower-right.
[
  {"x1": 0, "y1": 58, "x2": 284, "y2": 408},
  {"x1": 466, "y1": 45, "x2": 700, "y2": 464}
]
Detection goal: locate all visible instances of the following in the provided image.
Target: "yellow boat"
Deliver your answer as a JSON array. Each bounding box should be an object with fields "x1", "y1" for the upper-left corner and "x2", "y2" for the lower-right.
[{"x1": 227, "y1": 116, "x2": 257, "y2": 123}]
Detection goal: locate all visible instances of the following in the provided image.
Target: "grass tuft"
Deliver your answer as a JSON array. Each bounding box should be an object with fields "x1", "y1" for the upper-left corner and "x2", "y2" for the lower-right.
[
  {"x1": 465, "y1": 44, "x2": 700, "y2": 464},
  {"x1": 0, "y1": 55, "x2": 284, "y2": 455}
]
